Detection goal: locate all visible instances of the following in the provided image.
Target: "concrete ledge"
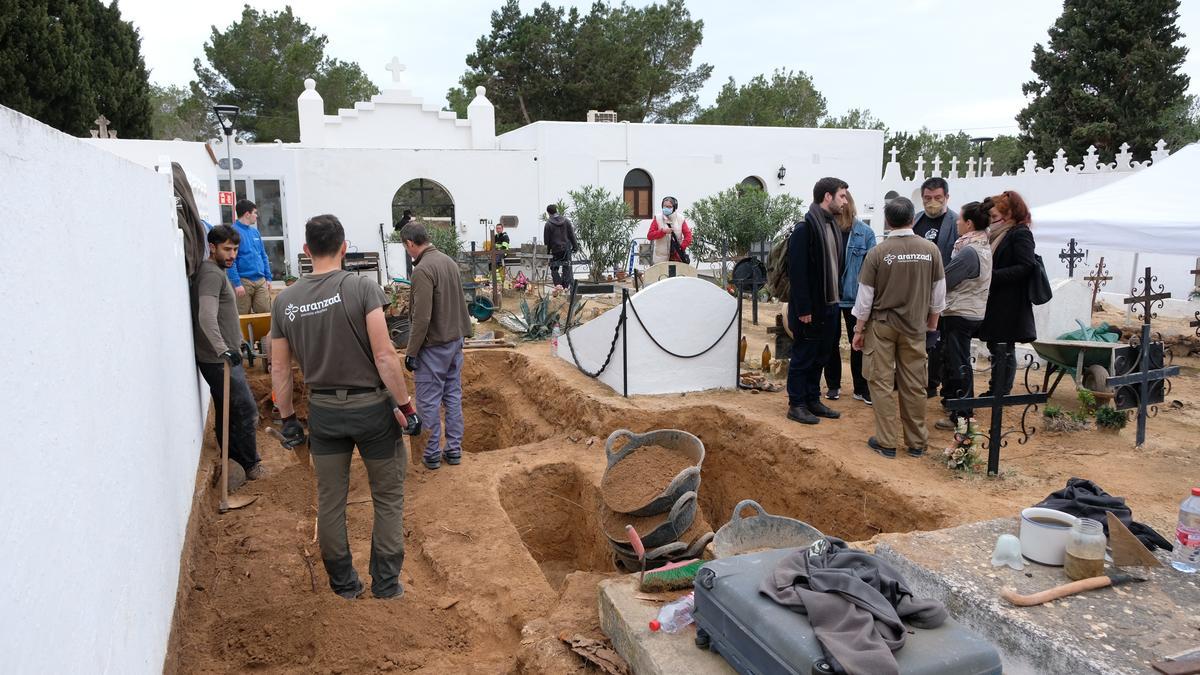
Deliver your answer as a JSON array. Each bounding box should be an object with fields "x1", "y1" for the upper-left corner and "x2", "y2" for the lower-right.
[
  {"x1": 599, "y1": 575, "x2": 734, "y2": 675},
  {"x1": 875, "y1": 518, "x2": 1200, "y2": 675}
]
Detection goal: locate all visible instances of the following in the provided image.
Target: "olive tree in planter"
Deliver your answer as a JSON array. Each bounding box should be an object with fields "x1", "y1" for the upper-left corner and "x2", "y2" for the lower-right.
[
  {"x1": 566, "y1": 186, "x2": 637, "y2": 283},
  {"x1": 686, "y1": 185, "x2": 806, "y2": 277}
]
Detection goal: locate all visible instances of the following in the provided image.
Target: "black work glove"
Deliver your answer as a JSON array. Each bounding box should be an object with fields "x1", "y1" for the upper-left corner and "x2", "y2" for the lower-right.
[
  {"x1": 221, "y1": 349, "x2": 242, "y2": 367},
  {"x1": 280, "y1": 414, "x2": 307, "y2": 448},
  {"x1": 402, "y1": 410, "x2": 422, "y2": 436},
  {"x1": 925, "y1": 330, "x2": 941, "y2": 352},
  {"x1": 404, "y1": 355, "x2": 418, "y2": 372}
]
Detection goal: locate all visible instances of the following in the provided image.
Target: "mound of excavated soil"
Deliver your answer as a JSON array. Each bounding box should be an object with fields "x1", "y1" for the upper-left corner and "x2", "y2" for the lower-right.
[{"x1": 600, "y1": 444, "x2": 695, "y2": 513}]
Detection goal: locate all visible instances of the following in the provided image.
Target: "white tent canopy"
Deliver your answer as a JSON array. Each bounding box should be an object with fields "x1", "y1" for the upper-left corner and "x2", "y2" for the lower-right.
[{"x1": 1032, "y1": 142, "x2": 1200, "y2": 256}]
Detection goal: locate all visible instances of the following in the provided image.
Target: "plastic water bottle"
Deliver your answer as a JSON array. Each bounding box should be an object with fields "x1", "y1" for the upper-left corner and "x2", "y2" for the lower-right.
[
  {"x1": 1170, "y1": 487, "x2": 1200, "y2": 573},
  {"x1": 550, "y1": 325, "x2": 561, "y2": 355},
  {"x1": 649, "y1": 592, "x2": 695, "y2": 633}
]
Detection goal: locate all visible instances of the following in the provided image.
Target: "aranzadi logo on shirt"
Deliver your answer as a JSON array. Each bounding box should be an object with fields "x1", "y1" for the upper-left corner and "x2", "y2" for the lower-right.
[
  {"x1": 883, "y1": 252, "x2": 933, "y2": 266},
  {"x1": 285, "y1": 293, "x2": 342, "y2": 321}
]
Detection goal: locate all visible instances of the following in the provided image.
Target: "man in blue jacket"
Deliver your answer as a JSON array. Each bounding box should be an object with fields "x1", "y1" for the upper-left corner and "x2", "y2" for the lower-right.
[
  {"x1": 227, "y1": 199, "x2": 273, "y2": 314},
  {"x1": 912, "y1": 178, "x2": 957, "y2": 400},
  {"x1": 786, "y1": 177, "x2": 849, "y2": 425}
]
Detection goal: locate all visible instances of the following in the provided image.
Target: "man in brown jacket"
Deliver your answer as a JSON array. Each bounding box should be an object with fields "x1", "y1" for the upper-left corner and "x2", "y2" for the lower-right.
[{"x1": 400, "y1": 222, "x2": 472, "y2": 470}]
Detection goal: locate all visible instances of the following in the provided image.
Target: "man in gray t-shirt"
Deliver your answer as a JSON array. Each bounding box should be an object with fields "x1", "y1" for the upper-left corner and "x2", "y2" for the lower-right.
[
  {"x1": 190, "y1": 225, "x2": 262, "y2": 478},
  {"x1": 270, "y1": 214, "x2": 420, "y2": 600}
]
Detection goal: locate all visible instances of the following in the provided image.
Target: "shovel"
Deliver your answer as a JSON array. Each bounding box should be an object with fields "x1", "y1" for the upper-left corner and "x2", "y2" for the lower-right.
[
  {"x1": 265, "y1": 426, "x2": 311, "y2": 468},
  {"x1": 219, "y1": 360, "x2": 258, "y2": 513}
]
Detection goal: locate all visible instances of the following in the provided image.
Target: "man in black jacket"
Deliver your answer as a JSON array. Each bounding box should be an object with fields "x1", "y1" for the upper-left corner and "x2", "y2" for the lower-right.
[
  {"x1": 786, "y1": 177, "x2": 849, "y2": 424},
  {"x1": 543, "y1": 204, "x2": 578, "y2": 288}
]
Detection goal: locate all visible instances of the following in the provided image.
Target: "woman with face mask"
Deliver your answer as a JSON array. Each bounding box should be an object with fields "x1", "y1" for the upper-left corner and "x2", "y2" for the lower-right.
[
  {"x1": 647, "y1": 196, "x2": 693, "y2": 264},
  {"x1": 977, "y1": 190, "x2": 1036, "y2": 396}
]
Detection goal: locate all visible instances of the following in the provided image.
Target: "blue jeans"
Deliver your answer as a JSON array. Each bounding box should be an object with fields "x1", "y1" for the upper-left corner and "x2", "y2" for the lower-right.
[
  {"x1": 415, "y1": 339, "x2": 465, "y2": 460},
  {"x1": 197, "y1": 361, "x2": 260, "y2": 472}
]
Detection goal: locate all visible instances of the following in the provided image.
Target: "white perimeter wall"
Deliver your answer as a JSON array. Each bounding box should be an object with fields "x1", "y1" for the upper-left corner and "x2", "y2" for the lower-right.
[
  {"x1": 0, "y1": 107, "x2": 207, "y2": 673},
  {"x1": 558, "y1": 276, "x2": 738, "y2": 395},
  {"x1": 83, "y1": 137, "x2": 221, "y2": 225}
]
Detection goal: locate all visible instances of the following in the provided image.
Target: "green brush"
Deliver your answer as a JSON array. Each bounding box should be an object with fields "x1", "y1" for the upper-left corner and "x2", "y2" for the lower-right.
[{"x1": 625, "y1": 524, "x2": 702, "y2": 592}]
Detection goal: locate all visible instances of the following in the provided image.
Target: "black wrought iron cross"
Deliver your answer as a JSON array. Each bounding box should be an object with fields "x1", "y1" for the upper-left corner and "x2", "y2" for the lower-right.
[
  {"x1": 943, "y1": 342, "x2": 1048, "y2": 476},
  {"x1": 1058, "y1": 238, "x2": 1087, "y2": 278},
  {"x1": 1191, "y1": 267, "x2": 1200, "y2": 337},
  {"x1": 1123, "y1": 267, "x2": 1170, "y2": 325},
  {"x1": 1083, "y1": 257, "x2": 1112, "y2": 311},
  {"x1": 1106, "y1": 323, "x2": 1179, "y2": 446}
]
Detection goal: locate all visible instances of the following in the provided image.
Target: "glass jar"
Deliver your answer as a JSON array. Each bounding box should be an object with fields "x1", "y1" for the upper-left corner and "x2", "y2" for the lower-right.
[{"x1": 1064, "y1": 518, "x2": 1107, "y2": 580}]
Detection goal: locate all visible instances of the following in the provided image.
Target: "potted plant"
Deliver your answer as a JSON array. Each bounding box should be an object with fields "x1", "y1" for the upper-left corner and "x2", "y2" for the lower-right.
[
  {"x1": 686, "y1": 184, "x2": 805, "y2": 279},
  {"x1": 565, "y1": 186, "x2": 637, "y2": 283}
]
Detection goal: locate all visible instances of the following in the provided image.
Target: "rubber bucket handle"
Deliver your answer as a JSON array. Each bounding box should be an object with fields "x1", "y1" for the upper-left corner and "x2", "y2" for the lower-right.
[{"x1": 729, "y1": 499, "x2": 769, "y2": 524}]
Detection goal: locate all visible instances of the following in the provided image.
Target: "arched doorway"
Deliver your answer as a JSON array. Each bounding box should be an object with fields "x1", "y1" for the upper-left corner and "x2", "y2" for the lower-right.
[
  {"x1": 392, "y1": 178, "x2": 455, "y2": 228},
  {"x1": 622, "y1": 169, "x2": 653, "y2": 219},
  {"x1": 739, "y1": 175, "x2": 766, "y2": 192}
]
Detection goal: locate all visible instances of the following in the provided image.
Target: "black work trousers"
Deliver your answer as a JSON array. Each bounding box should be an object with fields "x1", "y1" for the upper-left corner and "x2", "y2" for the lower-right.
[
  {"x1": 824, "y1": 306, "x2": 868, "y2": 397},
  {"x1": 927, "y1": 316, "x2": 946, "y2": 394},
  {"x1": 941, "y1": 316, "x2": 982, "y2": 420},
  {"x1": 197, "y1": 361, "x2": 261, "y2": 472},
  {"x1": 787, "y1": 304, "x2": 839, "y2": 407},
  {"x1": 549, "y1": 251, "x2": 571, "y2": 288}
]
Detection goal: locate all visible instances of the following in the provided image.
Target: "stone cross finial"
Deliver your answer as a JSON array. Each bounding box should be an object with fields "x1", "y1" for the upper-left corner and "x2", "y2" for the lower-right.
[
  {"x1": 385, "y1": 57, "x2": 407, "y2": 83},
  {"x1": 1052, "y1": 148, "x2": 1068, "y2": 173},
  {"x1": 91, "y1": 115, "x2": 115, "y2": 139},
  {"x1": 983, "y1": 157, "x2": 994, "y2": 176},
  {"x1": 966, "y1": 156, "x2": 976, "y2": 176},
  {"x1": 888, "y1": 146, "x2": 899, "y2": 163},
  {"x1": 1082, "y1": 145, "x2": 1100, "y2": 173},
  {"x1": 1022, "y1": 150, "x2": 1038, "y2": 174},
  {"x1": 949, "y1": 157, "x2": 959, "y2": 179},
  {"x1": 1151, "y1": 139, "x2": 1170, "y2": 164},
  {"x1": 931, "y1": 155, "x2": 943, "y2": 177},
  {"x1": 914, "y1": 155, "x2": 925, "y2": 174}
]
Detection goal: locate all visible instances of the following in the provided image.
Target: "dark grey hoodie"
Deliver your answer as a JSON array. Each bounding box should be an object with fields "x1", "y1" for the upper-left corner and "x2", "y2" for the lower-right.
[{"x1": 543, "y1": 214, "x2": 579, "y2": 255}]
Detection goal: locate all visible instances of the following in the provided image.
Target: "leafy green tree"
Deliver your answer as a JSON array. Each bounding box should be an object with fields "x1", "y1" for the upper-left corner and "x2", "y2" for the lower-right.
[
  {"x1": 192, "y1": 5, "x2": 379, "y2": 142},
  {"x1": 447, "y1": 0, "x2": 710, "y2": 129},
  {"x1": 566, "y1": 186, "x2": 637, "y2": 282},
  {"x1": 1017, "y1": 0, "x2": 1191, "y2": 163},
  {"x1": 685, "y1": 185, "x2": 805, "y2": 262},
  {"x1": 822, "y1": 108, "x2": 888, "y2": 131},
  {"x1": 150, "y1": 84, "x2": 214, "y2": 140},
  {"x1": 0, "y1": 0, "x2": 151, "y2": 137},
  {"x1": 694, "y1": 70, "x2": 826, "y2": 127}
]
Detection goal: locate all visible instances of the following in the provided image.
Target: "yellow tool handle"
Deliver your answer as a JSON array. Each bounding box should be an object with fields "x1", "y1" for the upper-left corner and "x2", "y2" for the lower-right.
[{"x1": 1001, "y1": 575, "x2": 1113, "y2": 607}]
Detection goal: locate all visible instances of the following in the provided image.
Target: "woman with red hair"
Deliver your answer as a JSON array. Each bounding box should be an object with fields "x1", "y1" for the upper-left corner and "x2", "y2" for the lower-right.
[{"x1": 977, "y1": 190, "x2": 1036, "y2": 395}]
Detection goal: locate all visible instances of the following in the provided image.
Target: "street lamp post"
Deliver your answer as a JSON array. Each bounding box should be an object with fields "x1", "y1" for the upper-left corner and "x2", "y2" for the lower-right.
[
  {"x1": 970, "y1": 136, "x2": 993, "y2": 177},
  {"x1": 213, "y1": 104, "x2": 241, "y2": 220}
]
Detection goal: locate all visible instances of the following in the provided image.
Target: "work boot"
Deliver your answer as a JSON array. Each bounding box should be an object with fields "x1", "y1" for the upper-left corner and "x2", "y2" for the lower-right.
[
  {"x1": 374, "y1": 584, "x2": 405, "y2": 600},
  {"x1": 787, "y1": 404, "x2": 819, "y2": 425},
  {"x1": 807, "y1": 400, "x2": 841, "y2": 419},
  {"x1": 336, "y1": 580, "x2": 366, "y2": 600},
  {"x1": 422, "y1": 455, "x2": 442, "y2": 470},
  {"x1": 868, "y1": 437, "x2": 896, "y2": 458},
  {"x1": 444, "y1": 451, "x2": 462, "y2": 465},
  {"x1": 246, "y1": 463, "x2": 268, "y2": 481},
  {"x1": 907, "y1": 446, "x2": 927, "y2": 458},
  {"x1": 934, "y1": 418, "x2": 956, "y2": 431}
]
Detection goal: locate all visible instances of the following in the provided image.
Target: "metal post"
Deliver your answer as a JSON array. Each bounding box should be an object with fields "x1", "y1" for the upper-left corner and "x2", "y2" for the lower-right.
[
  {"x1": 987, "y1": 343, "x2": 1010, "y2": 476},
  {"x1": 224, "y1": 132, "x2": 235, "y2": 220},
  {"x1": 621, "y1": 289, "x2": 629, "y2": 398},
  {"x1": 1137, "y1": 323, "x2": 1150, "y2": 446},
  {"x1": 736, "y1": 291, "x2": 744, "y2": 388},
  {"x1": 751, "y1": 284, "x2": 759, "y2": 326}
]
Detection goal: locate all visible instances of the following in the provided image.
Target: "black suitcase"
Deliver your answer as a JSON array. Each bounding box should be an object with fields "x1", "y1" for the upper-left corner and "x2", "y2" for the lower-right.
[{"x1": 693, "y1": 548, "x2": 1002, "y2": 675}]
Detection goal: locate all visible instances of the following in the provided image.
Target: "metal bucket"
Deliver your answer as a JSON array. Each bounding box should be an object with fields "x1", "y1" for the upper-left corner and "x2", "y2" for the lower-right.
[
  {"x1": 602, "y1": 428, "x2": 705, "y2": 517},
  {"x1": 712, "y1": 499, "x2": 823, "y2": 558}
]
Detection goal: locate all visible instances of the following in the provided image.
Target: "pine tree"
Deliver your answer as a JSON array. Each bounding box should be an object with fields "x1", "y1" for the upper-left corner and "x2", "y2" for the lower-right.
[
  {"x1": 1017, "y1": 0, "x2": 1190, "y2": 163},
  {"x1": 0, "y1": 0, "x2": 151, "y2": 137}
]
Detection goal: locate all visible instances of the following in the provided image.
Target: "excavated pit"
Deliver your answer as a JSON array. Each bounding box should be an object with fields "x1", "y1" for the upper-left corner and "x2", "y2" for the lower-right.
[{"x1": 498, "y1": 462, "x2": 614, "y2": 592}]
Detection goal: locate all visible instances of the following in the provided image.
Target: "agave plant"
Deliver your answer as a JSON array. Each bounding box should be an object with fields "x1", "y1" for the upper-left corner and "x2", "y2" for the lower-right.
[{"x1": 498, "y1": 294, "x2": 587, "y2": 341}]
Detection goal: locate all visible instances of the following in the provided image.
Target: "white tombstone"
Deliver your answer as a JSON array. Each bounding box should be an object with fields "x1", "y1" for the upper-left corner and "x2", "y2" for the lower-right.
[
  {"x1": 557, "y1": 276, "x2": 737, "y2": 395},
  {"x1": 1033, "y1": 278, "x2": 1093, "y2": 342}
]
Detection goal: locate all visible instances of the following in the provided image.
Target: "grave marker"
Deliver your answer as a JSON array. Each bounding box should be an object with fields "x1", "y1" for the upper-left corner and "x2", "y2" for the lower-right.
[
  {"x1": 1058, "y1": 238, "x2": 1087, "y2": 278},
  {"x1": 1083, "y1": 257, "x2": 1112, "y2": 312}
]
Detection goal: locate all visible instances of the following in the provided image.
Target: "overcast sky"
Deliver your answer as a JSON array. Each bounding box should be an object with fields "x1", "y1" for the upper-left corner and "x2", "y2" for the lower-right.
[{"x1": 120, "y1": 0, "x2": 1200, "y2": 137}]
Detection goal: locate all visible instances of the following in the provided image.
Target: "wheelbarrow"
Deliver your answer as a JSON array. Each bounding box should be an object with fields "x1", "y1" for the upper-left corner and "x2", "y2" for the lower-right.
[
  {"x1": 238, "y1": 312, "x2": 272, "y2": 372},
  {"x1": 1031, "y1": 339, "x2": 1124, "y2": 400}
]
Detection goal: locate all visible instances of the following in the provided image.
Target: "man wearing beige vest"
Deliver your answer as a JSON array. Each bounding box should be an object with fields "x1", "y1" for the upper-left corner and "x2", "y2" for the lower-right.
[{"x1": 851, "y1": 197, "x2": 945, "y2": 458}]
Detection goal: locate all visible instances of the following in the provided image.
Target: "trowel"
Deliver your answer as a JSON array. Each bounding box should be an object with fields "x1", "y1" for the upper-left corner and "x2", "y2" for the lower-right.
[{"x1": 219, "y1": 361, "x2": 258, "y2": 513}]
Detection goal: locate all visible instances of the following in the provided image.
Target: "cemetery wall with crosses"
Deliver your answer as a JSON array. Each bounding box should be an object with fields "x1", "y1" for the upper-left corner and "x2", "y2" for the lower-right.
[{"x1": 880, "y1": 141, "x2": 1200, "y2": 316}]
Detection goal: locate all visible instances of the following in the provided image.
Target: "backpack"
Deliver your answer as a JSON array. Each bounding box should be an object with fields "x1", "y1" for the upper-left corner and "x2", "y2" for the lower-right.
[{"x1": 766, "y1": 227, "x2": 793, "y2": 301}]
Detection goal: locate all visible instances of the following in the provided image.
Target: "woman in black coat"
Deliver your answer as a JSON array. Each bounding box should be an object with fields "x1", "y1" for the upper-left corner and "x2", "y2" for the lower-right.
[{"x1": 977, "y1": 191, "x2": 1037, "y2": 395}]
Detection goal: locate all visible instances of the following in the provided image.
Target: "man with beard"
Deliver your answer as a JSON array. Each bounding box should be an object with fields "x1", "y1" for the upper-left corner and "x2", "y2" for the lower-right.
[
  {"x1": 786, "y1": 177, "x2": 849, "y2": 425},
  {"x1": 191, "y1": 225, "x2": 265, "y2": 479},
  {"x1": 913, "y1": 178, "x2": 957, "y2": 399}
]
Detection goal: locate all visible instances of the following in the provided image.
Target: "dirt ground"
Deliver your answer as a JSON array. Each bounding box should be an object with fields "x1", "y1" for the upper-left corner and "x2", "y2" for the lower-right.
[{"x1": 165, "y1": 290, "x2": 1200, "y2": 674}]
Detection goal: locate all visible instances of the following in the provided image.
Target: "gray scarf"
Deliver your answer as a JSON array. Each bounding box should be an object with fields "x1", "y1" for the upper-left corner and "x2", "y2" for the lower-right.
[{"x1": 809, "y1": 203, "x2": 840, "y2": 305}]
